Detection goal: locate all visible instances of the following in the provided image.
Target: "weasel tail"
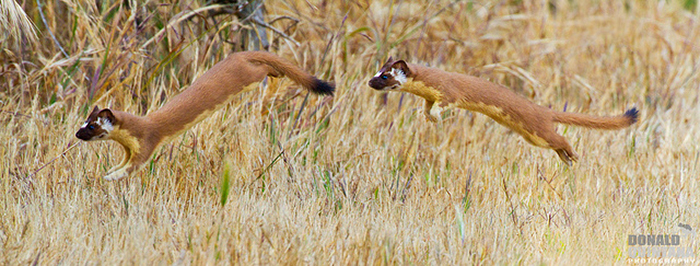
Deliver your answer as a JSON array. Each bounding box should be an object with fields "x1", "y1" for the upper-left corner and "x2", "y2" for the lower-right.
[
  {"x1": 552, "y1": 109, "x2": 638, "y2": 130},
  {"x1": 368, "y1": 57, "x2": 638, "y2": 165},
  {"x1": 76, "y1": 51, "x2": 334, "y2": 180}
]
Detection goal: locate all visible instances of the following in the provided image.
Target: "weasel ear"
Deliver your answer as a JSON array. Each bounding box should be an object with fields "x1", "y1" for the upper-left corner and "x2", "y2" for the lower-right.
[
  {"x1": 391, "y1": 60, "x2": 412, "y2": 77},
  {"x1": 97, "y1": 109, "x2": 117, "y2": 124},
  {"x1": 380, "y1": 56, "x2": 394, "y2": 70},
  {"x1": 89, "y1": 106, "x2": 100, "y2": 116}
]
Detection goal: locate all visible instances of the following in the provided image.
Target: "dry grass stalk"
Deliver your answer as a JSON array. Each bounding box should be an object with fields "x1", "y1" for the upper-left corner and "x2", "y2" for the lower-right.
[
  {"x1": 0, "y1": 0, "x2": 38, "y2": 47},
  {"x1": 0, "y1": 0, "x2": 698, "y2": 264}
]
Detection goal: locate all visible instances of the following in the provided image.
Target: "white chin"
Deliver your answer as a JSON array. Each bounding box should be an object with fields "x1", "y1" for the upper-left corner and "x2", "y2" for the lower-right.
[{"x1": 91, "y1": 134, "x2": 108, "y2": 141}]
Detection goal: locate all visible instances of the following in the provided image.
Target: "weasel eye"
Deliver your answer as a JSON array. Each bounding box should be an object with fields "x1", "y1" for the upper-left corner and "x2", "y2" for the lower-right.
[
  {"x1": 381, "y1": 75, "x2": 388, "y2": 80},
  {"x1": 88, "y1": 125, "x2": 95, "y2": 130}
]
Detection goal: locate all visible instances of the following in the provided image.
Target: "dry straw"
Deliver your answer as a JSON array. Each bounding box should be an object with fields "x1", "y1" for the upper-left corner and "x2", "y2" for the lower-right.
[
  {"x1": 0, "y1": 0, "x2": 698, "y2": 264},
  {"x1": 1, "y1": 0, "x2": 38, "y2": 46}
]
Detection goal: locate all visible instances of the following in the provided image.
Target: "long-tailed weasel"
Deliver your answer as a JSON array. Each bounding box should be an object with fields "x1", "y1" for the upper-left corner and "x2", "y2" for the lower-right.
[
  {"x1": 368, "y1": 58, "x2": 638, "y2": 165},
  {"x1": 76, "y1": 51, "x2": 334, "y2": 180}
]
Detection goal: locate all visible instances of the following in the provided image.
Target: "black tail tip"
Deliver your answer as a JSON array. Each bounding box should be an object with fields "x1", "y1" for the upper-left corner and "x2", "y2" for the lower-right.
[
  {"x1": 624, "y1": 107, "x2": 639, "y2": 124},
  {"x1": 311, "y1": 78, "x2": 335, "y2": 96}
]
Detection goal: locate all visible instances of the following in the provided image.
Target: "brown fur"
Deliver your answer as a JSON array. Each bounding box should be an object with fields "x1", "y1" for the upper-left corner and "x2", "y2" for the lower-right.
[
  {"x1": 76, "y1": 51, "x2": 334, "y2": 180},
  {"x1": 368, "y1": 58, "x2": 638, "y2": 165}
]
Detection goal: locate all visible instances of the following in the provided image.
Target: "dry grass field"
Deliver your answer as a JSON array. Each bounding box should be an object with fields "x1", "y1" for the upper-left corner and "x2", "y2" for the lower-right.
[{"x1": 2, "y1": 0, "x2": 699, "y2": 264}]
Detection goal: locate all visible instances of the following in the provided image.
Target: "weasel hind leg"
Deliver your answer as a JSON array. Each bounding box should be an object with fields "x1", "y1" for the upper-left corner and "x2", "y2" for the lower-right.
[
  {"x1": 555, "y1": 148, "x2": 577, "y2": 166},
  {"x1": 549, "y1": 134, "x2": 579, "y2": 166}
]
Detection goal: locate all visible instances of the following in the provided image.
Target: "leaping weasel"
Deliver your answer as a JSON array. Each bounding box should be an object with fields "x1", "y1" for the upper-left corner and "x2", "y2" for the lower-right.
[
  {"x1": 368, "y1": 58, "x2": 638, "y2": 165},
  {"x1": 76, "y1": 51, "x2": 334, "y2": 180}
]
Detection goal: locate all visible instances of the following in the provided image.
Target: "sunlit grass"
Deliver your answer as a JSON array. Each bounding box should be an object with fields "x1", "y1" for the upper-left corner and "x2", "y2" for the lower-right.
[{"x1": 1, "y1": 0, "x2": 699, "y2": 264}]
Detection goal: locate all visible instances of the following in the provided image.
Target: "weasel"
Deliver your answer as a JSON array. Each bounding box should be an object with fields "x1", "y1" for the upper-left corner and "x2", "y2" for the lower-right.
[
  {"x1": 368, "y1": 58, "x2": 638, "y2": 165},
  {"x1": 76, "y1": 51, "x2": 334, "y2": 180}
]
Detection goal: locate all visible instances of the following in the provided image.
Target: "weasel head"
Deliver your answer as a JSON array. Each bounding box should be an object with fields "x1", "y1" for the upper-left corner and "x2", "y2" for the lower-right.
[
  {"x1": 368, "y1": 57, "x2": 412, "y2": 91},
  {"x1": 76, "y1": 106, "x2": 118, "y2": 141}
]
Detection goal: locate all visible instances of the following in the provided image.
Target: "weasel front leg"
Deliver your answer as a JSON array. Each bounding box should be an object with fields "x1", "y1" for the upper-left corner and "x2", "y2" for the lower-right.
[
  {"x1": 103, "y1": 143, "x2": 153, "y2": 181},
  {"x1": 423, "y1": 100, "x2": 440, "y2": 123},
  {"x1": 106, "y1": 144, "x2": 131, "y2": 174},
  {"x1": 104, "y1": 145, "x2": 132, "y2": 180},
  {"x1": 103, "y1": 152, "x2": 149, "y2": 181}
]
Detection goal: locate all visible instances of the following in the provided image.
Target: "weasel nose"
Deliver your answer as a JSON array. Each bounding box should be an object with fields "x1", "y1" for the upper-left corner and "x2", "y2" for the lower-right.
[
  {"x1": 75, "y1": 130, "x2": 87, "y2": 140},
  {"x1": 368, "y1": 79, "x2": 379, "y2": 89}
]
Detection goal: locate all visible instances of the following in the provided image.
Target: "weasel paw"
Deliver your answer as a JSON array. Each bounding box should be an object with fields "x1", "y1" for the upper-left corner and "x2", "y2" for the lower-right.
[
  {"x1": 425, "y1": 113, "x2": 439, "y2": 123},
  {"x1": 424, "y1": 105, "x2": 443, "y2": 123},
  {"x1": 555, "y1": 149, "x2": 578, "y2": 166},
  {"x1": 104, "y1": 169, "x2": 127, "y2": 181}
]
